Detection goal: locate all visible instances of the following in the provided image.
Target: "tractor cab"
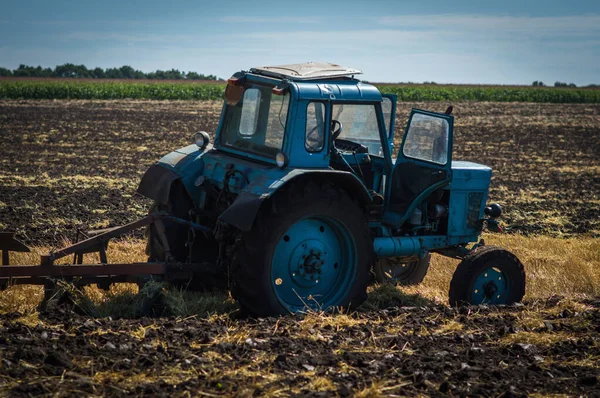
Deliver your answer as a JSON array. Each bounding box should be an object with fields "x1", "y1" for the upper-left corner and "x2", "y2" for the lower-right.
[
  {"x1": 216, "y1": 63, "x2": 398, "y2": 194},
  {"x1": 215, "y1": 63, "x2": 457, "y2": 231}
]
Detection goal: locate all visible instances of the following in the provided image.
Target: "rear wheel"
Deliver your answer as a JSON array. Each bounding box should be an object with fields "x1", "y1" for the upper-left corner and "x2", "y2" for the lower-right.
[
  {"x1": 231, "y1": 181, "x2": 373, "y2": 316},
  {"x1": 374, "y1": 253, "x2": 431, "y2": 285},
  {"x1": 449, "y1": 246, "x2": 525, "y2": 306}
]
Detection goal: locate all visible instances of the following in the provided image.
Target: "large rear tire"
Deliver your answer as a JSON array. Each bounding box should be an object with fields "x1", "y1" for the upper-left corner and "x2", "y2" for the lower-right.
[
  {"x1": 231, "y1": 181, "x2": 374, "y2": 316},
  {"x1": 449, "y1": 246, "x2": 525, "y2": 306}
]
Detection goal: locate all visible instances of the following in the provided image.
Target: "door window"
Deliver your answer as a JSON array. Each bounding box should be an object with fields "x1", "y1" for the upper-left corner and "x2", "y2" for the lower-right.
[{"x1": 402, "y1": 113, "x2": 449, "y2": 165}]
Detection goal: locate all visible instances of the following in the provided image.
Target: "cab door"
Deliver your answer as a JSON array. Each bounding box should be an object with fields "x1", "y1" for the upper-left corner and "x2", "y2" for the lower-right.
[{"x1": 384, "y1": 108, "x2": 454, "y2": 226}]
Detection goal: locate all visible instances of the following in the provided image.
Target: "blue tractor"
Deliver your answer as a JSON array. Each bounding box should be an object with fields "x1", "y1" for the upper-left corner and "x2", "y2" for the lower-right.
[{"x1": 138, "y1": 62, "x2": 526, "y2": 316}]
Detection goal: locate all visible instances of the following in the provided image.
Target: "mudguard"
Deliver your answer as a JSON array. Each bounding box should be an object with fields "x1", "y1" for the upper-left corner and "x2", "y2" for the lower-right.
[
  {"x1": 219, "y1": 169, "x2": 373, "y2": 231},
  {"x1": 137, "y1": 164, "x2": 181, "y2": 205},
  {"x1": 137, "y1": 144, "x2": 208, "y2": 205}
]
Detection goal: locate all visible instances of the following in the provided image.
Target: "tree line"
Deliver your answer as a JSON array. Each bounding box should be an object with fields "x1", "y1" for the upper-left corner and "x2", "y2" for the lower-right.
[
  {"x1": 532, "y1": 81, "x2": 599, "y2": 88},
  {"x1": 0, "y1": 64, "x2": 222, "y2": 80}
]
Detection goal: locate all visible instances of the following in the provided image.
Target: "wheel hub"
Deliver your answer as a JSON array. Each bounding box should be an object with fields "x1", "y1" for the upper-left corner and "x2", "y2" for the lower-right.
[
  {"x1": 472, "y1": 267, "x2": 509, "y2": 304},
  {"x1": 298, "y1": 250, "x2": 325, "y2": 280},
  {"x1": 483, "y1": 281, "x2": 498, "y2": 298}
]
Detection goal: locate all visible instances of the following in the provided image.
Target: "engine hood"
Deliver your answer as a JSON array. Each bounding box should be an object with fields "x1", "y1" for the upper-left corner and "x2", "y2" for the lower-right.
[{"x1": 450, "y1": 161, "x2": 492, "y2": 191}]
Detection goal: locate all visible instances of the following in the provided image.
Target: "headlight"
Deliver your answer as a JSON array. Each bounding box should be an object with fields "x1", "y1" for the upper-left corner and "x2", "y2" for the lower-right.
[
  {"x1": 193, "y1": 131, "x2": 210, "y2": 150},
  {"x1": 276, "y1": 152, "x2": 288, "y2": 168}
]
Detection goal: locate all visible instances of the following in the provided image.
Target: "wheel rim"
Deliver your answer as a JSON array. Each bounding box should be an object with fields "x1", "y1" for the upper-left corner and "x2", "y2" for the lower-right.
[
  {"x1": 379, "y1": 259, "x2": 419, "y2": 281},
  {"x1": 270, "y1": 216, "x2": 357, "y2": 312},
  {"x1": 471, "y1": 267, "x2": 510, "y2": 304}
]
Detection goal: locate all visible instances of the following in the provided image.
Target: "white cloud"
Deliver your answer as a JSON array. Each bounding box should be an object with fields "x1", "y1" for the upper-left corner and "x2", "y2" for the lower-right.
[{"x1": 377, "y1": 14, "x2": 600, "y2": 37}]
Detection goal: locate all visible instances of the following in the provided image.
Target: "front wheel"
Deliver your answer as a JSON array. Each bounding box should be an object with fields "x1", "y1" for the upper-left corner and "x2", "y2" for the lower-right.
[
  {"x1": 231, "y1": 181, "x2": 374, "y2": 316},
  {"x1": 449, "y1": 246, "x2": 525, "y2": 306}
]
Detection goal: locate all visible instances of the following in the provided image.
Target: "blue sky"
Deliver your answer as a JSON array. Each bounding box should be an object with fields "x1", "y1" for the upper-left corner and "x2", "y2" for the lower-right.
[{"x1": 1, "y1": 0, "x2": 599, "y2": 84}]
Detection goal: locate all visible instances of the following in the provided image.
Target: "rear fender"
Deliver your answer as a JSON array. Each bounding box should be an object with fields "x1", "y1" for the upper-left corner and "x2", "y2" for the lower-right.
[
  {"x1": 219, "y1": 169, "x2": 372, "y2": 231},
  {"x1": 137, "y1": 144, "x2": 209, "y2": 205}
]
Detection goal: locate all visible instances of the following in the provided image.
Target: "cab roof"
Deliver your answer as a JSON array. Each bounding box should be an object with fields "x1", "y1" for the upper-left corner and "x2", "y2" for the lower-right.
[{"x1": 249, "y1": 62, "x2": 362, "y2": 81}]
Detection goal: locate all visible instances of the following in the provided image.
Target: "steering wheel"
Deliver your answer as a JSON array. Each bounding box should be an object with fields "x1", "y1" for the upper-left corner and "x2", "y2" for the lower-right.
[{"x1": 331, "y1": 120, "x2": 343, "y2": 140}]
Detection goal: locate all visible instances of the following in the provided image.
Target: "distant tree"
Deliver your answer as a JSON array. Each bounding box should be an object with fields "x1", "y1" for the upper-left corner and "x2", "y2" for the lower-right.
[
  {"x1": 54, "y1": 63, "x2": 91, "y2": 78},
  {"x1": 13, "y1": 64, "x2": 33, "y2": 77},
  {"x1": 554, "y1": 81, "x2": 577, "y2": 88},
  {"x1": 0, "y1": 67, "x2": 13, "y2": 76},
  {"x1": 532, "y1": 81, "x2": 546, "y2": 87},
  {"x1": 146, "y1": 70, "x2": 161, "y2": 79},
  {"x1": 148, "y1": 69, "x2": 185, "y2": 79},
  {"x1": 91, "y1": 67, "x2": 105, "y2": 78},
  {"x1": 186, "y1": 71, "x2": 219, "y2": 80},
  {"x1": 119, "y1": 65, "x2": 136, "y2": 79},
  {"x1": 11, "y1": 65, "x2": 54, "y2": 77},
  {"x1": 165, "y1": 69, "x2": 185, "y2": 79},
  {"x1": 104, "y1": 67, "x2": 123, "y2": 79},
  {"x1": 117, "y1": 65, "x2": 144, "y2": 79},
  {"x1": 4, "y1": 63, "x2": 219, "y2": 80},
  {"x1": 185, "y1": 71, "x2": 202, "y2": 80}
]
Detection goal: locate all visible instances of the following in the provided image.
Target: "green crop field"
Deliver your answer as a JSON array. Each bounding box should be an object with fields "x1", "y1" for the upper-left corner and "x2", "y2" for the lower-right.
[{"x1": 1, "y1": 78, "x2": 599, "y2": 102}]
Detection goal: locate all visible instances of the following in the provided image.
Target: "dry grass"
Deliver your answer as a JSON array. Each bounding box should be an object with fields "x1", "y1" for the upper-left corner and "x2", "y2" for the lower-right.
[
  {"x1": 1, "y1": 233, "x2": 599, "y2": 316},
  {"x1": 403, "y1": 233, "x2": 600, "y2": 304}
]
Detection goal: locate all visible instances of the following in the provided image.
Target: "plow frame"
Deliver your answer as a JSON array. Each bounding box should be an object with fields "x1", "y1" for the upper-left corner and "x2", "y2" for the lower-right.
[{"x1": 0, "y1": 214, "x2": 219, "y2": 290}]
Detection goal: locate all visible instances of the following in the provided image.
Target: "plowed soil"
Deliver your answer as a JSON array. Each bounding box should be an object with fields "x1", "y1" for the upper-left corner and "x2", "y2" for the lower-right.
[
  {"x1": 1, "y1": 297, "x2": 599, "y2": 397},
  {"x1": 1, "y1": 100, "x2": 600, "y2": 397}
]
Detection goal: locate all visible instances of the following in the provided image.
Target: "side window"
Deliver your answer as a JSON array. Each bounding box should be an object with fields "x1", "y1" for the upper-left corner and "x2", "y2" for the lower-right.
[
  {"x1": 402, "y1": 114, "x2": 449, "y2": 165},
  {"x1": 305, "y1": 102, "x2": 325, "y2": 152},
  {"x1": 239, "y1": 88, "x2": 261, "y2": 136}
]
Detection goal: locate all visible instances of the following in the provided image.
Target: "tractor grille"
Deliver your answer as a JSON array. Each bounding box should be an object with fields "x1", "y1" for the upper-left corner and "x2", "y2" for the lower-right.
[{"x1": 467, "y1": 192, "x2": 484, "y2": 229}]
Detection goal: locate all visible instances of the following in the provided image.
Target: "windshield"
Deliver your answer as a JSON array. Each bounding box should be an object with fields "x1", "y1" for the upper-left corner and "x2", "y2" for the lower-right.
[
  {"x1": 220, "y1": 83, "x2": 290, "y2": 159},
  {"x1": 332, "y1": 103, "x2": 383, "y2": 157}
]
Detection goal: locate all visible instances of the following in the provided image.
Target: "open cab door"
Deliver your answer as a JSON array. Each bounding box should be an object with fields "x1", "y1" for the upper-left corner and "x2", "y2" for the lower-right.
[{"x1": 384, "y1": 108, "x2": 454, "y2": 227}]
